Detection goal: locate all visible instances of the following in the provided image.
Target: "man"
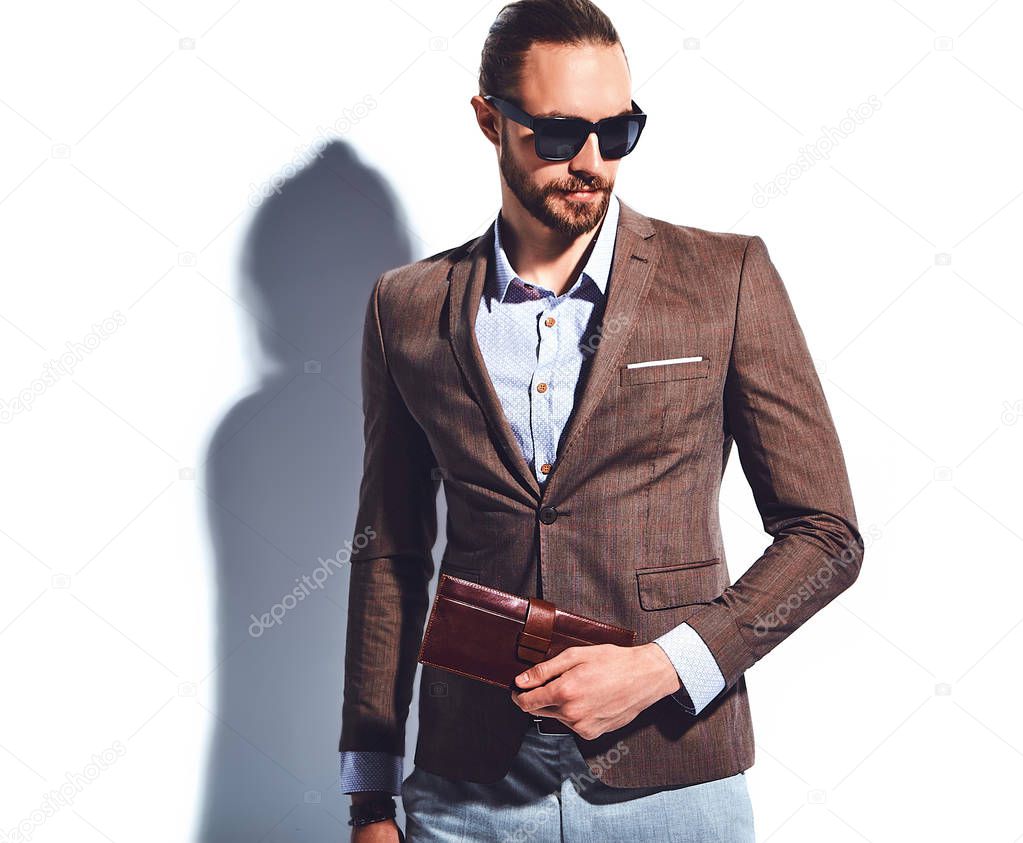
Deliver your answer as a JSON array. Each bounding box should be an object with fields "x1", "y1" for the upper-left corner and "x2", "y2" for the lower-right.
[{"x1": 339, "y1": 1, "x2": 863, "y2": 840}]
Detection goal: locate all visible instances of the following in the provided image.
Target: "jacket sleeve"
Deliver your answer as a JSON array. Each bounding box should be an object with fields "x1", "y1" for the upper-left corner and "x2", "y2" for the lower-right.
[
  {"x1": 684, "y1": 235, "x2": 864, "y2": 694},
  {"x1": 338, "y1": 272, "x2": 441, "y2": 759}
]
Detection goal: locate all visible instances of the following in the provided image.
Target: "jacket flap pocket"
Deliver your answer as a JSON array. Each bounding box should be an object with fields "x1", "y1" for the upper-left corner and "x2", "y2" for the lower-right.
[
  {"x1": 439, "y1": 563, "x2": 481, "y2": 583},
  {"x1": 439, "y1": 546, "x2": 487, "y2": 582},
  {"x1": 635, "y1": 558, "x2": 721, "y2": 610}
]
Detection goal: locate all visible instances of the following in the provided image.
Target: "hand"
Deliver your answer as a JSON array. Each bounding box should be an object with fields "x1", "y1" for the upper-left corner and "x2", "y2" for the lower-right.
[
  {"x1": 510, "y1": 642, "x2": 681, "y2": 740},
  {"x1": 351, "y1": 818, "x2": 403, "y2": 842}
]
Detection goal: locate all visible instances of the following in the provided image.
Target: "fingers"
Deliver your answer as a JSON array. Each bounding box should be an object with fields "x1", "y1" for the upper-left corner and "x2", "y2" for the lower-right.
[
  {"x1": 511, "y1": 647, "x2": 592, "y2": 713},
  {"x1": 514, "y1": 646, "x2": 585, "y2": 688},
  {"x1": 510, "y1": 689, "x2": 559, "y2": 714}
]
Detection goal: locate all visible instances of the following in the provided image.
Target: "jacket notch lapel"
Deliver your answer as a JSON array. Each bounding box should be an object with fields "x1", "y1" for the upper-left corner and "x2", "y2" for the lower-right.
[{"x1": 448, "y1": 226, "x2": 543, "y2": 500}]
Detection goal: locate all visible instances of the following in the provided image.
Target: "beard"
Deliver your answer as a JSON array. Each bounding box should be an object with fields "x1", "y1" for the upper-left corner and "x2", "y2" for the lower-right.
[{"x1": 499, "y1": 126, "x2": 612, "y2": 238}]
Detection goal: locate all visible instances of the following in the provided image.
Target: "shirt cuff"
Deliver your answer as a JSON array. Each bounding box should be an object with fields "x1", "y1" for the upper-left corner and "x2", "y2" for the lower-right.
[
  {"x1": 339, "y1": 750, "x2": 403, "y2": 795},
  {"x1": 652, "y1": 621, "x2": 726, "y2": 716}
]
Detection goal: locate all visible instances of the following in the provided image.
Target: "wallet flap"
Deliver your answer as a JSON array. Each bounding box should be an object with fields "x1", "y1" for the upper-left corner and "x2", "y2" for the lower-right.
[{"x1": 418, "y1": 575, "x2": 637, "y2": 689}]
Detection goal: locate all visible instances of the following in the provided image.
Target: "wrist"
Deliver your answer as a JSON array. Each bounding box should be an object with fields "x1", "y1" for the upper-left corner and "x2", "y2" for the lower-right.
[{"x1": 642, "y1": 641, "x2": 683, "y2": 698}]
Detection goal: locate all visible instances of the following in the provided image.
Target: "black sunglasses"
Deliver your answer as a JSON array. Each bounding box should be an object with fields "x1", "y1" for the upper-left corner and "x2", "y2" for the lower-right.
[{"x1": 482, "y1": 95, "x2": 647, "y2": 162}]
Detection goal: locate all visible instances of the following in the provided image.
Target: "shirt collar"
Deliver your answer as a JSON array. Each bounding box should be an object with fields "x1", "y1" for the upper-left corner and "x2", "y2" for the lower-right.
[{"x1": 491, "y1": 191, "x2": 620, "y2": 303}]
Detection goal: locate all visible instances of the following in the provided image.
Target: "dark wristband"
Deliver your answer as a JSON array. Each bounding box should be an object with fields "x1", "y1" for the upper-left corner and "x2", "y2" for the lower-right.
[{"x1": 348, "y1": 795, "x2": 396, "y2": 827}]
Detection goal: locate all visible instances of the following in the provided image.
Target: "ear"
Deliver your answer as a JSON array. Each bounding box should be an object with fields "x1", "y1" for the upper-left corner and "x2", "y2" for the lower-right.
[{"x1": 470, "y1": 95, "x2": 501, "y2": 149}]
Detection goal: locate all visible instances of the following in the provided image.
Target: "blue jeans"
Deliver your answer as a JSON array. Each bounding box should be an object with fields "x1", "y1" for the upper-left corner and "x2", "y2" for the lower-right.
[{"x1": 401, "y1": 725, "x2": 755, "y2": 842}]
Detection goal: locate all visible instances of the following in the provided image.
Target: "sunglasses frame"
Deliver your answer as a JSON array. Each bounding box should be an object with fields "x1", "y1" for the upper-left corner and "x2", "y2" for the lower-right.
[{"x1": 482, "y1": 94, "x2": 647, "y2": 162}]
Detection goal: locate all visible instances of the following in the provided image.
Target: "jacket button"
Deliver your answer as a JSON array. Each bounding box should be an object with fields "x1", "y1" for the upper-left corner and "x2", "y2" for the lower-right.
[{"x1": 538, "y1": 506, "x2": 558, "y2": 524}]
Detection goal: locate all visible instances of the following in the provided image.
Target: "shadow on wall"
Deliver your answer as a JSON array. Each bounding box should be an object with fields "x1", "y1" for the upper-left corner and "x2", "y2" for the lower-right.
[{"x1": 196, "y1": 141, "x2": 436, "y2": 841}]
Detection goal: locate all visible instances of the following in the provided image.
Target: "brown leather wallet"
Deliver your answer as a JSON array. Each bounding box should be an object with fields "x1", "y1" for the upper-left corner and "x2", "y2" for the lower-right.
[{"x1": 417, "y1": 574, "x2": 638, "y2": 689}]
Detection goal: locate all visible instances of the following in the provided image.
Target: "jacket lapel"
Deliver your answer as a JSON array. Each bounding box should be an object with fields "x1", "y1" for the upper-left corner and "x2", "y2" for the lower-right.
[
  {"x1": 447, "y1": 197, "x2": 659, "y2": 502},
  {"x1": 543, "y1": 199, "x2": 659, "y2": 494},
  {"x1": 448, "y1": 223, "x2": 542, "y2": 500}
]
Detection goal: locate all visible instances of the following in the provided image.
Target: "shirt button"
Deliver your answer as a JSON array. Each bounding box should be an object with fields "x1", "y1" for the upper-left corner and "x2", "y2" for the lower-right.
[
  {"x1": 538, "y1": 506, "x2": 558, "y2": 524},
  {"x1": 544, "y1": 316, "x2": 556, "y2": 327},
  {"x1": 540, "y1": 462, "x2": 552, "y2": 474},
  {"x1": 536, "y1": 382, "x2": 548, "y2": 393}
]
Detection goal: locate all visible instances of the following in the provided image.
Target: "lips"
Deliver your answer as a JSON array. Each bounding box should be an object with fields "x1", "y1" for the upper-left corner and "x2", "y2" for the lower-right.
[{"x1": 560, "y1": 188, "x2": 603, "y2": 199}]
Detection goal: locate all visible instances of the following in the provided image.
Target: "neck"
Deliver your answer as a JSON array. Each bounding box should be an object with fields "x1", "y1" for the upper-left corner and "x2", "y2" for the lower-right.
[{"x1": 497, "y1": 194, "x2": 609, "y2": 297}]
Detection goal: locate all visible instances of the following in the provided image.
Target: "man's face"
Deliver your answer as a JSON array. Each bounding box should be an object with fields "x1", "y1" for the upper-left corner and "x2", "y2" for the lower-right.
[{"x1": 495, "y1": 41, "x2": 633, "y2": 237}]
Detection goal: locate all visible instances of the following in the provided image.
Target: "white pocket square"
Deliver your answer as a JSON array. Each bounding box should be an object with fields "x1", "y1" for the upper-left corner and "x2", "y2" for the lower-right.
[{"x1": 624, "y1": 356, "x2": 704, "y2": 369}]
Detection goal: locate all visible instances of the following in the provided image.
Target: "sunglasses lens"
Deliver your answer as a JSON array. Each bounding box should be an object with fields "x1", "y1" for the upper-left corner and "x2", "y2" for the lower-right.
[
  {"x1": 536, "y1": 120, "x2": 587, "y2": 161},
  {"x1": 532, "y1": 114, "x2": 645, "y2": 161},
  {"x1": 599, "y1": 116, "x2": 643, "y2": 159}
]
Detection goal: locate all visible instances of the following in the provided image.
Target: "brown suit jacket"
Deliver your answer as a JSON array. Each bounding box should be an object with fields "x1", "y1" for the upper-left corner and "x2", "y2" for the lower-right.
[{"x1": 339, "y1": 198, "x2": 863, "y2": 788}]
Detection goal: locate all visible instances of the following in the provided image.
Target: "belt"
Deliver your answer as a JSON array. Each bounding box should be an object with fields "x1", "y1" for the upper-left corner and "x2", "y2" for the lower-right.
[{"x1": 532, "y1": 715, "x2": 573, "y2": 735}]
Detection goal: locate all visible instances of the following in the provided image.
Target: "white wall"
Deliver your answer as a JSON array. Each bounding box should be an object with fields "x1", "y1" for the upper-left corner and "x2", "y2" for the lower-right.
[{"x1": 1, "y1": 1, "x2": 1020, "y2": 841}]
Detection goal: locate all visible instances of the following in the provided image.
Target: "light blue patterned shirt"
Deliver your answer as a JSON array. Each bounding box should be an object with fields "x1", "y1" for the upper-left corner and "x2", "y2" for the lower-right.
[{"x1": 340, "y1": 193, "x2": 725, "y2": 794}]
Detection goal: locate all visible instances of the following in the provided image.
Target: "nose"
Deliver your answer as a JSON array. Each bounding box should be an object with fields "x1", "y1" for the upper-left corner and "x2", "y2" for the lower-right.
[{"x1": 568, "y1": 130, "x2": 603, "y2": 173}]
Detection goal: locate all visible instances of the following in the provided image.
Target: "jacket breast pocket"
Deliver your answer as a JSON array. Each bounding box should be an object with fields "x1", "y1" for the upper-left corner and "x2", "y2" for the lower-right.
[
  {"x1": 634, "y1": 558, "x2": 721, "y2": 610},
  {"x1": 619, "y1": 357, "x2": 710, "y2": 386}
]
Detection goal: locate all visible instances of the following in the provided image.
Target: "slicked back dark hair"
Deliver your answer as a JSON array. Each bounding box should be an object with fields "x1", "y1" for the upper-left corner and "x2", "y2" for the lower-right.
[{"x1": 479, "y1": 0, "x2": 623, "y2": 102}]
